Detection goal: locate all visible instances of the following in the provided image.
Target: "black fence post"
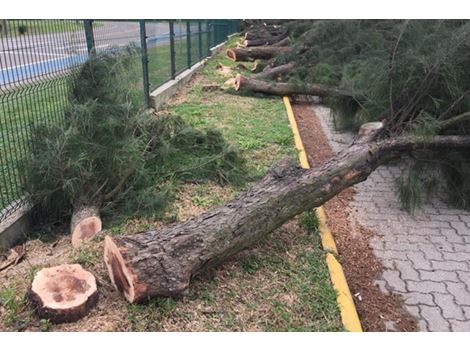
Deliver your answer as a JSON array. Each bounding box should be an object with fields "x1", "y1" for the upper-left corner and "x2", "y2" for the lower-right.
[
  {"x1": 206, "y1": 20, "x2": 211, "y2": 56},
  {"x1": 198, "y1": 20, "x2": 202, "y2": 60},
  {"x1": 186, "y1": 20, "x2": 191, "y2": 68},
  {"x1": 169, "y1": 20, "x2": 176, "y2": 79},
  {"x1": 83, "y1": 19, "x2": 95, "y2": 55},
  {"x1": 139, "y1": 20, "x2": 150, "y2": 108}
]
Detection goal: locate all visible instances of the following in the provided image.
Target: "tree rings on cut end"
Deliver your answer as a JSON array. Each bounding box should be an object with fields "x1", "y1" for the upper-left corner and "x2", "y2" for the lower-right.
[{"x1": 29, "y1": 264, "x2": 98, "y2": 323}]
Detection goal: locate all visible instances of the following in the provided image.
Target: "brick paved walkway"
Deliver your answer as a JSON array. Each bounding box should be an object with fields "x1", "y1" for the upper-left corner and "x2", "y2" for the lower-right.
[{"x1": 313, "y1": 104, "x2": 470, "y2": 332}]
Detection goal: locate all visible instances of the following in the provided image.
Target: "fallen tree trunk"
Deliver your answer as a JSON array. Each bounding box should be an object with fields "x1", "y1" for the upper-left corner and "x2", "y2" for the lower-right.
[
  {"x1": 71, "y1": 204, "x2": 102, "y2": 248},
  {"x1": 243, "y1": 32, "x2": 288, "y2": 47},
  {"x1": 244, "y1": 28, "x2": 286, "y2": 41},
  {"x1": 104, "y1": 134, "x2": 470, "y2": 302},
  {"x1": 226, "y1": 46, "x2": 292, "y2": 62},
  {"x1": 253, "y1": 62, "x2": 295, "y2": 80},
  {"x1": 272, "y1": 37, "x2": 291, "y2": 47},
  {"x1": 235, "y1": 74, "x2": 347, "y2": 97}
]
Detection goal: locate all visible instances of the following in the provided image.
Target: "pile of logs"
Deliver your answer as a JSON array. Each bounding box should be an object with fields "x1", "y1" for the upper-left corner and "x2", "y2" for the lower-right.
[{"x1": 227, "y1": 22, "x2": 349, "y2": 100}]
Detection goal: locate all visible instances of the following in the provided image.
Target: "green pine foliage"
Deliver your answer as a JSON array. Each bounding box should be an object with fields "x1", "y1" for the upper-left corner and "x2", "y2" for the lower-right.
[
  {"x1": 23, "y1": 47, "x2": 245, "y2": 223},
  {"x1": 276, "y1": 20, "x2": 470, "y2": 212}
]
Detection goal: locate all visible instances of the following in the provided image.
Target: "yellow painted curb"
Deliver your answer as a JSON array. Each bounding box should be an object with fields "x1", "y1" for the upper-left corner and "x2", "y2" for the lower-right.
[{"x1": 283, "y1": 96, "x2": 363, "y2": 332}]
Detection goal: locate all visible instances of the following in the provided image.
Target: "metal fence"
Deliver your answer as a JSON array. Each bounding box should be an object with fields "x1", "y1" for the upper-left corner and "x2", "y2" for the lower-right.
[{"x1": 0, "y1": 19, "x2": 240, "y2": 223}]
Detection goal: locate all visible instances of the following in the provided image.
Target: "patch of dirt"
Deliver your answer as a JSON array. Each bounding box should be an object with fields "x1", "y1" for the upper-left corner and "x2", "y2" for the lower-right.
[{"x1": 292, "y1": 100, "x2": 417, "y2": 332}]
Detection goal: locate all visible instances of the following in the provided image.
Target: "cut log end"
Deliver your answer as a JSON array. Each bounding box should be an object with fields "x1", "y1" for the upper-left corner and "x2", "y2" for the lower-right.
[
  {"x1": 104, "y1": 236, "x2": 146, "y2": 303},
  {"x1": 235, "y1": 74, "x2": 244, "y2": 91},
  {"x1": 71, "y1": 206, "x2": 102, "y2": 248},
  {"x1": 226, "y1": 49, "x2": 237, "y2": 61},
  {"x1": 29, "y1": 264, "x2": 98, "y2": 324}
]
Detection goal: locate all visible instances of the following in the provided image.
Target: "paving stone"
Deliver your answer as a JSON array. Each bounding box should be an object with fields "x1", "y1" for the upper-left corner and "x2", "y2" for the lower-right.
[
  {"x1": 441, "y1": 228, "x2": 464, "y2": 244},
  {"x1": 402, "y1": 292, "x2": 434, "y2": 306},
  {"x1": 420, "y1": 306, "x2": 451, "y2": 331},
  {"x1": 407, "y1": 252, "x2": 432, "y2": 270},
  {"x1": 314, "y1": 104, "x2": 470, "y2": 334},
  {"x1": 431, "y1": 260, "x2": 469, "y2": 271},
  {"x1": 442, "y1": 251, "x2": 470, "y2": 262},
  {"x1": 405, "y1": 305, "x2": 421, "y2": 319},
  {"x1": 382, "y1": 270, "x2": 406, "y2": 292},
  {"x1": 432, "y1": 293, "x2": 465, "y2": 320},
  {"x1": 449, "y1": 320, "x2": 470, "y2": 332},
  {"x1": 369, "y1": 237, "x2": 384, "y2": 251},
  {"x1": 385, "y1": 242, "x2": 415, "y2": 252},
  {"x1": 419, "y1": 270, "x2": 459, "y2": 283},
  {"x1": 446, "y1": 282, "x2": 470, "y2": 305},
  {"x1": 456, "y1": 271, "x2": 470, "y2": 289},
  {"x1": 374, "y1": 249, "x2": 408, "y2": 261},
  {"x1": 418, "y1": 244, "x2": 443, "y2": 260},
  {"x1": 453, "y1": 244, "x2": 470, "y2": 253},
  {"x1": 394, "y1": 260, "x2": 419, "y2": 281},
  {"x1": 450, "y1": 221, "x2": 470, "y2": 236},
  {"x1": 426, "y1": 236, "x2": 454, "y2": 251},
  {"x1": 462, "y1": 306, "x2": 470, "y2": 320},
  {"x1": 407, "y1": 280, "x2": 447, "y2": 293},
  {"x1": 417, "y1": 319, "x2": 428, "y2": 332}
]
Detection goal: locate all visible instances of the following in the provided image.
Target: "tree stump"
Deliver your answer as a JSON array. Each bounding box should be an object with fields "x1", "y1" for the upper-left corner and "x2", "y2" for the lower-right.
[{"x1": 29, "y1": 264, "x2": 98, "y2": 323}]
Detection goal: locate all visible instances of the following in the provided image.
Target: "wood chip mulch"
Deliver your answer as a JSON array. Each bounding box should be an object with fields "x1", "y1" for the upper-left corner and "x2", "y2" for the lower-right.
[{"x1": 292, "y1": 100, "x2": 417, "y2": 332}]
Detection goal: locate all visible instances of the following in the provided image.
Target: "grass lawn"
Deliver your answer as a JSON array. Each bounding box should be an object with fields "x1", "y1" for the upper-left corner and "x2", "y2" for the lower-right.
[{"x1": 0, "y1": 36, "x2": 342, "y2": 332}]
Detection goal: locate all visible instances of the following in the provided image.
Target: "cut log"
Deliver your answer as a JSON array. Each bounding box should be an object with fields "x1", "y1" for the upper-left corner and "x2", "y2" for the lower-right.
[
  {"x1": 71, "y1": 205, "x2": 102, "y2": 248},
  {"x1": 104, "y1": 133, "x2": 470, "y2": 302},
  {"x1": 253, "y1": 62, "x2": 295, "y2": 80},
  {"x1": 29, "y1": 264, "x2": 98, "y2": 323},
  {"x1": 244, "y1": 28, "x2": 287, "y2": 41},
  {"x1": 235, "y1": 74, "x2": 347, "y2": 97},
  {"x1": 272, "y1": 37, "x2": 291, "y2": 47},
  {"x1": 243, "y1": 32, "x2": 288, "y2": 47},
  {"x1": 226, "y1": 46, "x2": 292, "y2": 62}
]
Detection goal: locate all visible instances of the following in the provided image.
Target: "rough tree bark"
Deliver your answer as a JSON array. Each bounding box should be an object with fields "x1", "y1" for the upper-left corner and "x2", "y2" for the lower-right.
[
  {"x1": 271, "y1": 37, "x2": 291, "y2": 47},
  {"x1": 243, "y1": 27, "x2": 286, "y2": 41},
  {"x1": 235, "y1": 74, "x2": 347, "y2": 97},
  {"x1": 226, "y1": 46, "x2": 292, "y2": 62},
  {"x1": 104, "y1": 133, "x2": 470, "y2": 303},
  {"x1": 253, "y1": 62, "x2": 295, "y2": 80},
  {"x1": 243, "y1": 32, "x2": 288, "y2": 47}
]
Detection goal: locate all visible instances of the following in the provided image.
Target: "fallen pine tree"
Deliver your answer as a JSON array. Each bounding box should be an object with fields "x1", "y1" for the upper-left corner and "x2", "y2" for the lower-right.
[
  {"x1": 104, "y1": 125, "x2": 470, "y2": 302},
  {"x1": 231, "y1": 20, "x2": 470, "y2": 213}
]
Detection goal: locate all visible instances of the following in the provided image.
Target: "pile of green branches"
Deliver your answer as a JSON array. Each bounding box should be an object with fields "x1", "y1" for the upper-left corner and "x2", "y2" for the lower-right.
[
  {"x1": 23, "y1": 46, "x2": 245, "y2": 223},
  {"x1": 276, "y1": 20, "x2": 470, "y2": 212}
]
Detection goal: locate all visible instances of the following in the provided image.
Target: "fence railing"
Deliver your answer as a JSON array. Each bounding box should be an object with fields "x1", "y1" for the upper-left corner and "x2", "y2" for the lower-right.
[{"x1": 0, "y1": 19, "x2": 240, "y2": 223}]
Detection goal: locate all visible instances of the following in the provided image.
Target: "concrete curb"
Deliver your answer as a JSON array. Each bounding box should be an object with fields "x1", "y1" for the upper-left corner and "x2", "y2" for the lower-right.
[{"x1": 283, "y1": 96, "x2": 363, "y2": 332}]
